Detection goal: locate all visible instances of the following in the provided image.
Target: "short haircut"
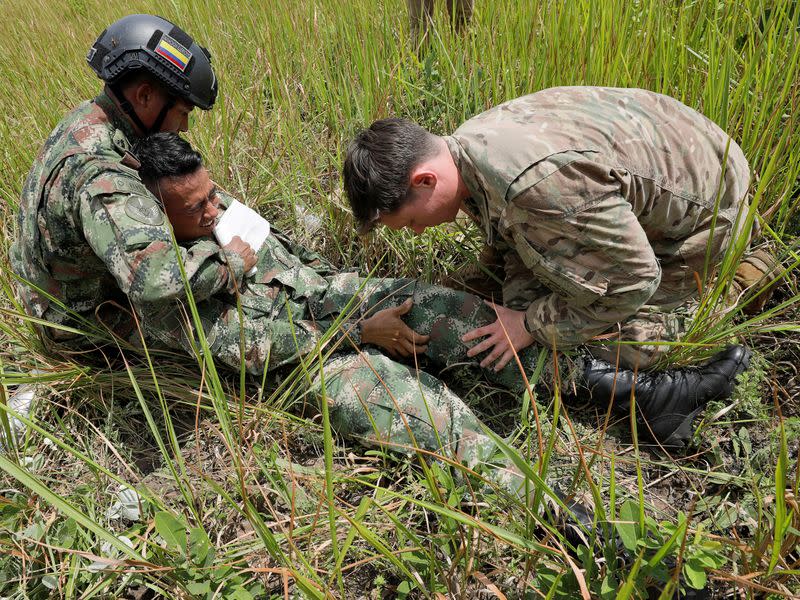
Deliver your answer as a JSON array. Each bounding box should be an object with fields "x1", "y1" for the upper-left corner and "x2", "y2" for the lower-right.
[
  {"x1": 133, "y1": 132, "x2": 203, "y2": 185},
  {"x1": 342, "y1": 118, "x2": 438, "y2": 233}
]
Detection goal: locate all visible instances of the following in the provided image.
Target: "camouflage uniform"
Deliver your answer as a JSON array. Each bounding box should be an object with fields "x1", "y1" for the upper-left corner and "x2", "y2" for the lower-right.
[
  {"x1": 447, "y1": 86, "x2": 752, "y2": 368},
  {"x1": 143, "y1": 191, "x2": 549, "y2": 495},
  {"x1": 9, "y1": 92, "x2": 246, "y2": 345}
]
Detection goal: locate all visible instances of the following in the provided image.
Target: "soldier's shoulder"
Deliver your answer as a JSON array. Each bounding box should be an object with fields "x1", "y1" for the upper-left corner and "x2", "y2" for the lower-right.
[
  {"x1": 35, "y1": 99, "x2": 119, "y2": 168},
  {"x1": 58, "y1": 99, "x2": 99, "y2": 126},
  {"x1": 81, "y1": 167, "x2": 165, "y2": 230},
  {"x1": 53, "y1": 100, "x2": 110, "y2": 141},
  {"x1": 62, "y1": 102, "x2": 144, "y2": 189},
  {"x1": 68, "y1": 102, "x2": 119, "y2": 157},
  {"x1": 73, "y1": 154, "x2": 148, "y2": 208}
]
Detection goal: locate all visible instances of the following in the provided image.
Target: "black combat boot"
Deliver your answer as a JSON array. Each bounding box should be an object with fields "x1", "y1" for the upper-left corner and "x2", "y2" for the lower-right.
[{"x1": 580, "y1": 346, "x2": 751, "y2": 447}]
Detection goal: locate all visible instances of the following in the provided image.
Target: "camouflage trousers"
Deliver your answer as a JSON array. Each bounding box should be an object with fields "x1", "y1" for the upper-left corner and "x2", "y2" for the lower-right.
[
  {"x1": 584, "y1": 300, "x2": 697, "y2": 369},
  {"x1": 313, "y1": 347, "x2": 526, "y2": 494},
  {"x1": 306, "y1": 278, "x2": 550, "y2": 496},
  {"x1": 167, "y1": 275, "x2": 561, "y2": 497}
]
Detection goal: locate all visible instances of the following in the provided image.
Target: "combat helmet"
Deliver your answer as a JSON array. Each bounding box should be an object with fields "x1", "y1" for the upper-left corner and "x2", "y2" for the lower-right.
[{"x1": 87, "y1": 14, "x2": 218, "y2": 131}]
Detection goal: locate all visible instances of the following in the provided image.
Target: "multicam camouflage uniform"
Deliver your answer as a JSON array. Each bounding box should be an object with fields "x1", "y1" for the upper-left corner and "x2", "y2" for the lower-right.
[
  {"x1": 143, "y1": 192, "x2": 548, "y2": 495},
  {"x1": 9, "y1": 92, "x2": 246, "y2": 345},
  {"x1": 447, "y1": 86, "x2": 752, "y2": 369}
]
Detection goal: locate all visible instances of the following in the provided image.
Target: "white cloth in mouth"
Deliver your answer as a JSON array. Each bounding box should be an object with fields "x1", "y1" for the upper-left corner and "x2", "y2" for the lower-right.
[{"x1": 213, "y1": 199, "x2": 271, "y2": 277}]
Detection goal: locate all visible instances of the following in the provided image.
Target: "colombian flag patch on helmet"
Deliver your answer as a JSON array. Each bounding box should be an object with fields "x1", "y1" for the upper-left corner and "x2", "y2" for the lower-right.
[{"x1": 155, "y1": 34, "x2": 192, "y2": 72}]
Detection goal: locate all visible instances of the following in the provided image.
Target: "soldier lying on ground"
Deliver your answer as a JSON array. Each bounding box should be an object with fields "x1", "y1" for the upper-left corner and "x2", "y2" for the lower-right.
[{"x1": 344, "y1": 86, "x2": 763, "y2": 447}]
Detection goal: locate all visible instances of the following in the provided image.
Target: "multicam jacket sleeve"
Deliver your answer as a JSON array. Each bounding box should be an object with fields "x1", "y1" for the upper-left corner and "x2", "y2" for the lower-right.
[
  {"x1": 501, "y1": 151, "x2": 662, "y2": 348},
  {"x1": 77, "y1": 164, "x2": 246, "y2": 306}
]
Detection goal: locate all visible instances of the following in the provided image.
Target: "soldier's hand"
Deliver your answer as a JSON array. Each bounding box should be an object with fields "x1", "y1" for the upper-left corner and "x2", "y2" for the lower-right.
[
  {"x1": 461, "y1": 302, "x2": 535, "y2": 371},
  {"x1": 359, "y1": 298, "x2": 430, "y2": 358},
  {"x1": 224, "y1": 236, "x2": 257, "y2": 273}
]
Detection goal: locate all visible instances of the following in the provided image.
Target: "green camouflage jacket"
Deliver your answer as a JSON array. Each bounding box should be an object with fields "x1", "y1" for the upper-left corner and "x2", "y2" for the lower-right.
[
  {"x1": 447, "y1": 86, "x2": 751, "y2": 349},
  {"x1": 10, "y1": 92, "x2": 245, "y2": 342}
]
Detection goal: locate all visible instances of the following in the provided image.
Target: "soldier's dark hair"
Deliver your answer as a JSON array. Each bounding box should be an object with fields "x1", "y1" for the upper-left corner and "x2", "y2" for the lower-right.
[
  {"x1": 343, "y1": 118, "x2": 439, "y2": 233},
  {"x1": 134, "y1": 132, "x2": 203, "y2": 185}
]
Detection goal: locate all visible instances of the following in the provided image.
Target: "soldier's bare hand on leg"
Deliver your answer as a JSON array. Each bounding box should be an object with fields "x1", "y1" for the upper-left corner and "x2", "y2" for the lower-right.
[
  {"x1": 360, "y1": 298, "x2": 430, "y2": 358},
  {"x1": 462, "y1": 302, "x2": 535, "y2": 371},
  {"x1": 224, "y1": 236, "x2": 257, "y2": 273}
]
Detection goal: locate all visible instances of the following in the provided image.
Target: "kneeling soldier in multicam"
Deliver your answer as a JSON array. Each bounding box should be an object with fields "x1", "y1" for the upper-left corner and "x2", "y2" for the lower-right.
[{"x1": 343, "y1": 86, "x2": 766, "y2": 448}]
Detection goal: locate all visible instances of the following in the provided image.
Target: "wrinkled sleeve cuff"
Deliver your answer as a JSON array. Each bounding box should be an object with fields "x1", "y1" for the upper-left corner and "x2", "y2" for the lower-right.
[
  {"x1": 222, "y1": 249, "x2": 247, "y2": 291},
  {"x1": 523, "y1": 305, "x2": 538, "y2": 336}
]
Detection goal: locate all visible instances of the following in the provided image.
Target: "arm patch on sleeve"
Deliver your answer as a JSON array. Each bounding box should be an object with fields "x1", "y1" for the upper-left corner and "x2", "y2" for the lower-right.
[{"x1": 125, "y1": 195, "x2": 164, "y2": 226}]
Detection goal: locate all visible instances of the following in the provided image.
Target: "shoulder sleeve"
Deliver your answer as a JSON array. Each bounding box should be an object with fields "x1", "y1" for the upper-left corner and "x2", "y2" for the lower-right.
[
  {"x1": 502, "y1": 154, "x2": 662, "y2": 348},
  {"x1": 78, "y1": 167, "x2": 241, "y2": 305}
]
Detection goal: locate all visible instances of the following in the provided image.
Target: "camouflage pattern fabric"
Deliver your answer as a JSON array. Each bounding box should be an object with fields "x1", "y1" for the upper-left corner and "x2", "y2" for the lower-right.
[
  {"x1": 142, "y1": 211, "x2": 572, "y2": 497},
  {"x1": 313, "y1": 348, "x2": 528, "y2": 495},
  {"x1": 446, "y1": 86, "x2": 752, "y2": 369},
  {"x1": 9, "y1": 92, "x2": 244, "y2": 344}
]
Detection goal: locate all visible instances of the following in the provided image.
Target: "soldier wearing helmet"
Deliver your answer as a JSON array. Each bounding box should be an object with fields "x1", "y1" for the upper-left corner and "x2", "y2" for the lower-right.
[
  {"x1": 86, "y1": 13, "x2": 218, "y2": 133},
  {"x1": 10, "y1": 14, "x2": 255, "y2": 349}
]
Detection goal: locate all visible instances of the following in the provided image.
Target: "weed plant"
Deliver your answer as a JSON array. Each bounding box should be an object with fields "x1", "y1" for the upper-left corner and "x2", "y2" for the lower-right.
[{"x1": 1, "y1": 0, "x2": 799, "y2": 598}]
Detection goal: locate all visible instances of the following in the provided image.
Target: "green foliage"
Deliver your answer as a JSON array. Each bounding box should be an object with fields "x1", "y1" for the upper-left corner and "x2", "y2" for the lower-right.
[
  {"x1": 152, "y1": 511, "x2": 266, "y2": 599},
  {"x1": 616, "y1": 501, "x2": 727, "y2": 594},
  {"x1": 526, "y1": 499, "x2": 730, "y2": 599},
  {"x1": 1, "y1": 0, "x2": 799, "y2": 598}
]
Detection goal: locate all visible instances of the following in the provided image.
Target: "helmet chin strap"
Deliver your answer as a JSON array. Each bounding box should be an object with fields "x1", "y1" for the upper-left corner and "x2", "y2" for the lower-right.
[
  {"x1": 109, "y1": 83, "x2": 176, "y2": 136},
  {"x1": 150, "y1": 95, "x2": 176, "y2": 133}
]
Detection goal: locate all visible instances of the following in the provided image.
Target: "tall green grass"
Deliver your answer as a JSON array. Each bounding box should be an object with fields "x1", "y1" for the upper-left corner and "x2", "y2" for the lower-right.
[{"x1": 1, "y1": 0, "x2": 799, "y2": 598}]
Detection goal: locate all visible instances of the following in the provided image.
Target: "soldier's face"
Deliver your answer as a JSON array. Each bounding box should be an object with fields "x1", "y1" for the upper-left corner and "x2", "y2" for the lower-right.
[
  {"x1": 380, "y1": 184, "x2": 461, "y2": 235},
  {"x1": 155, "y1": 167, "x2": 220, "y2": 241},
  {"x1": 157, "y1": 98, "x2": 195, "y2": 134},
  {"x1": 131, "y1": 82, "x2": 195, "y2": 133}
]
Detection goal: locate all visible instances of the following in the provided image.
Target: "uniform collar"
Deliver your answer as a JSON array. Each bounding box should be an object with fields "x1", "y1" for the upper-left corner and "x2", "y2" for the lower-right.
[
  {"x1": 444, "y1": 135, "x2": 494, "y2": 245},
  {"x1": 94, "y1": 90, "x2": 140, "y2": 143}
]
